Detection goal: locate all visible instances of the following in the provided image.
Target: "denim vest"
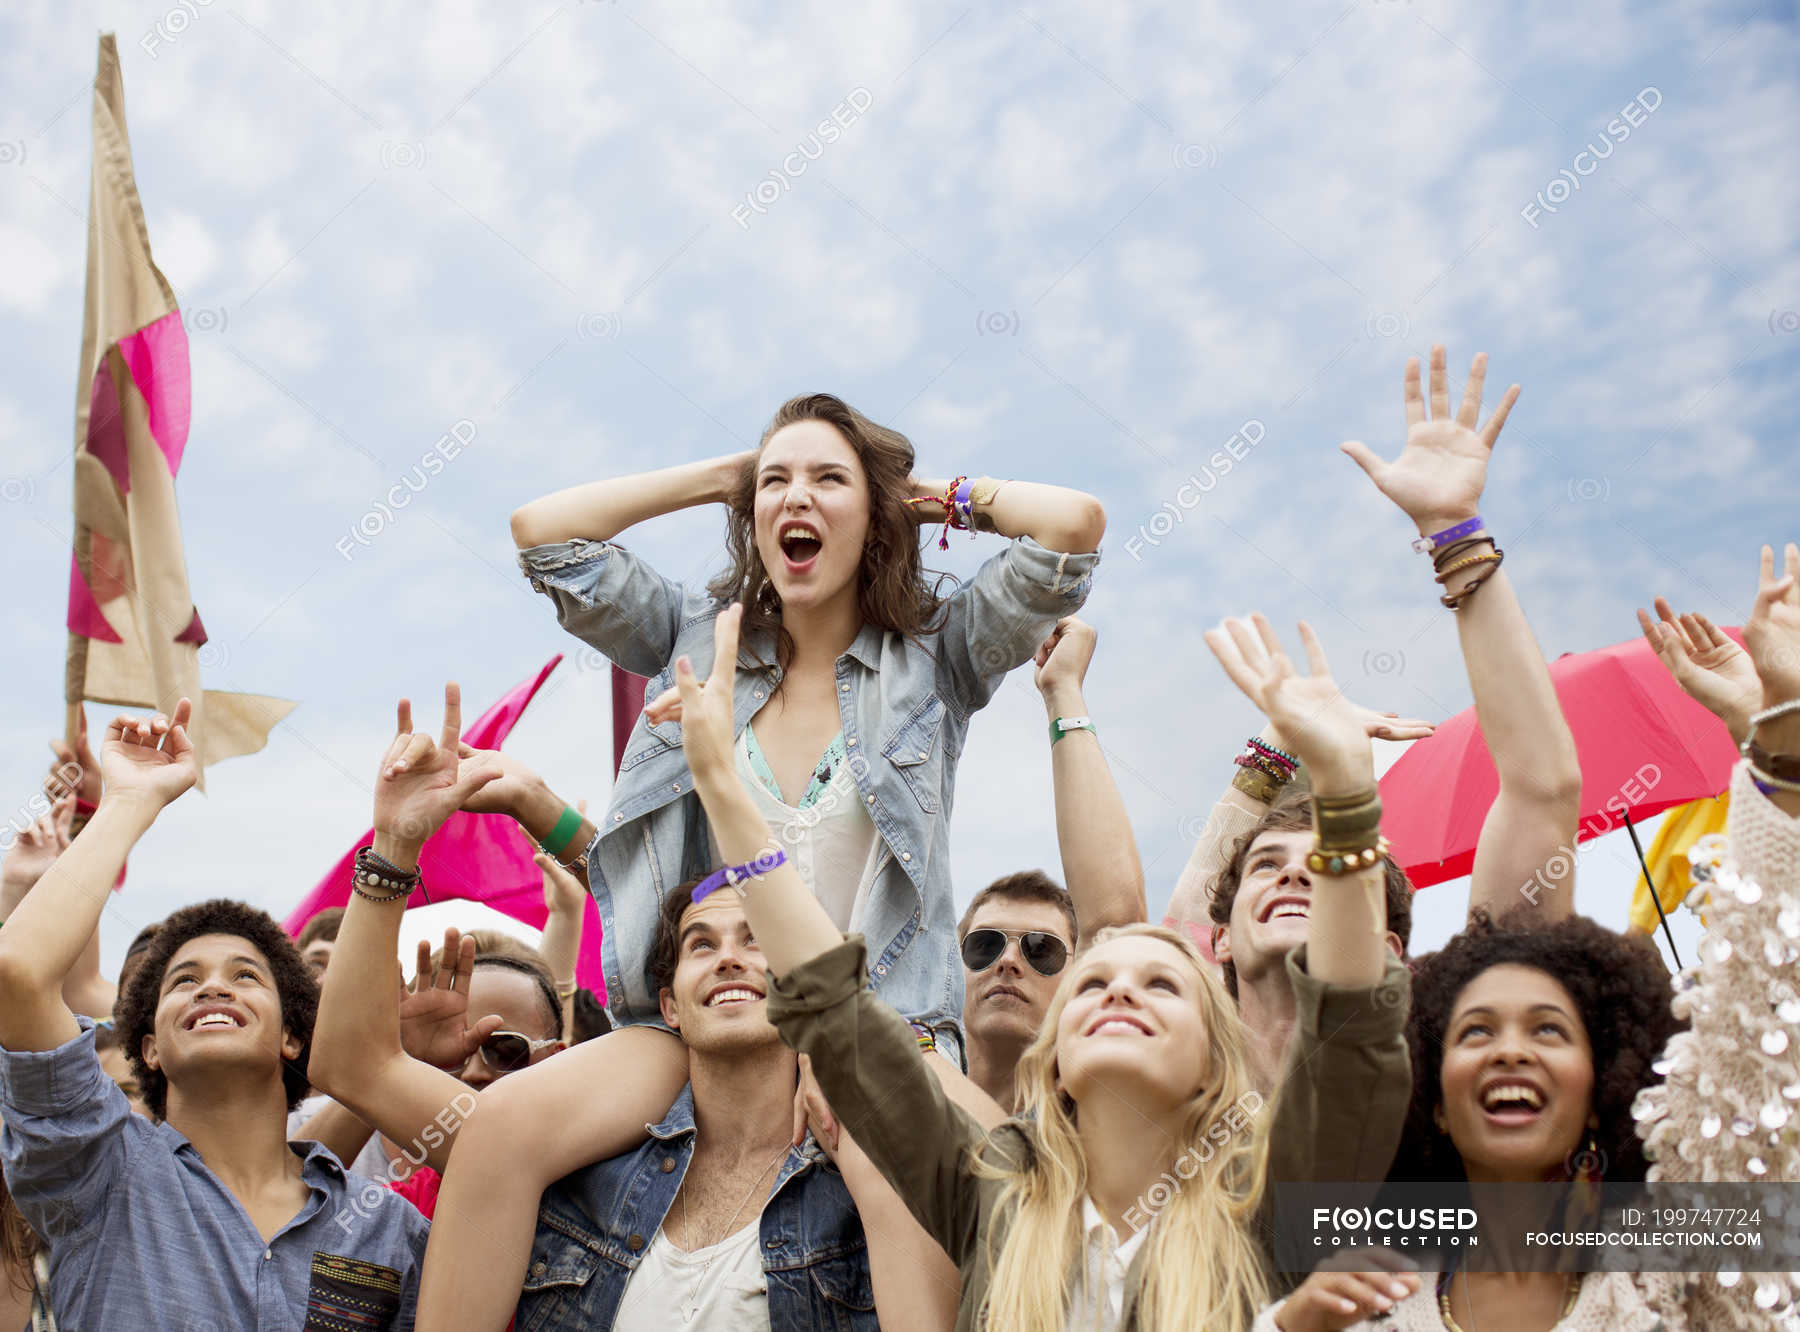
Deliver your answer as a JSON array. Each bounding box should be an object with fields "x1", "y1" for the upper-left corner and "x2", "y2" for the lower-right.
[
  {"x1": 514, "y1": 1086, "x2": 877, "y2": 1331},
  {"x1": 518, "y1": 535, "x2": 1098, "y2": 1043}
]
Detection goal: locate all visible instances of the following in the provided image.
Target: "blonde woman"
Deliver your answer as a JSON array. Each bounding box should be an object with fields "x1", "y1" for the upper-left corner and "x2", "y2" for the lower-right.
[{"x1": 669, "y1": 604, "x2": 1412, "y2": 1331}]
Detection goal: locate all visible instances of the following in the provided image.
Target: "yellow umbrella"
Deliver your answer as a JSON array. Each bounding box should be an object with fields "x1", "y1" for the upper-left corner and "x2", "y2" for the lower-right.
[{"x1": 1629, "y1": 792, "x2": 1729, "y2": 935}]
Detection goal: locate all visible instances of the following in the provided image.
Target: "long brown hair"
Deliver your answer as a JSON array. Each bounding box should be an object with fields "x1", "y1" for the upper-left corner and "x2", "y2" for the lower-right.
[
  {"x1": 707, "y1": 393, "x2": 948, "y2": 670},
  {"x1": 0, "y1": 1171, "x2": 39, "y2": 1300}
]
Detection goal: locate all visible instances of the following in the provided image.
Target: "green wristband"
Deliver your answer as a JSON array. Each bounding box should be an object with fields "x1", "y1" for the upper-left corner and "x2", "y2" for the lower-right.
[
  {"x1": 541, "y1": 806, "x2": 583, "y2": 859},
  {"x1": 1050, "y1": 716, "x2": 1097, "y2": 745}
]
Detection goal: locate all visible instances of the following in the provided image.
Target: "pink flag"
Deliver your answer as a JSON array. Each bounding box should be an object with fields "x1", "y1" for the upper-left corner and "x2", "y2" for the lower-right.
[
  {"x1": 284, "y1": 655, "x2": 606, "y2": 1000},
  {"x1": 67, "y1": 35, "x2": 295, "y2": 782}
]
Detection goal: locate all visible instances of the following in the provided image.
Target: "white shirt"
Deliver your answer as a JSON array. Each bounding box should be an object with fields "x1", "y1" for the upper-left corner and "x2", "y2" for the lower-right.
[
  {"x1": 1066, "y1": 1197, "x2": 1149, "y2": 1331},
  {"x1": 611, "y1": 1219, "x2": 770, "y2": 1331}
]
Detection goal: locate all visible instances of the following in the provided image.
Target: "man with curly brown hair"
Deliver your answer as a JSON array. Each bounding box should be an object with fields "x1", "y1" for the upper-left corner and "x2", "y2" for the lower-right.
[{"x1": 0, "y1": 701, "x2": 429, "y2": 1330}]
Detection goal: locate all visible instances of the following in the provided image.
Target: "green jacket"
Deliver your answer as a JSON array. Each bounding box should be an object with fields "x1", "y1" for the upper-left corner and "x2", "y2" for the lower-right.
[{"x1": 767, "y1": 939, "x2": 1411, "y2": 1331}]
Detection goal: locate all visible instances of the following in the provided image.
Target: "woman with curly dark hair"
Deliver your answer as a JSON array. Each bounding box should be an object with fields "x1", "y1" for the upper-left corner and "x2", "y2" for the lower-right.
[{"x1": 1260, "y1": 545, "x2": 1800, "y2": 1331}]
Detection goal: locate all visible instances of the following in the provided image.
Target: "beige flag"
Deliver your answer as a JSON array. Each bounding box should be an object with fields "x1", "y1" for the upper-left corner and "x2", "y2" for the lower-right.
[{"x1": 66, "y1": 34, "x2": 294, "y2": 779}]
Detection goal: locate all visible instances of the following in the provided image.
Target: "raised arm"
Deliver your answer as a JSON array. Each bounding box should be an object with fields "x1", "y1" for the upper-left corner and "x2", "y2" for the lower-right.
[
  {"x1": 534, "y1": 850, "x2": 586, "y2": 1037},
  {"x1": 1202, "y1": 617, "x2": 1389, "y2": 988},
  {"x1": 308, "y1": 687, "x2": 505, "y2": 1174},
  {"x1": 1031, "y1": 617, "x2": 1146, "y2": 945},
  {"x1": 1, "y1": 798, "x2": 110, "y2": 1022},
  {"x1": 1164, "y1": 709, "x2": 1431, "y2": 947},
  {"x1": 0, "y1": 702, "x2": 196, "y2": 1053},
  {"x1": 675, "y1": 606, "x2": 995, "y2": 1257},
  {"x1": 1630, "y1": 546, "x2": 1800, "y2": 1326},
  {"x1": 1343, "y1": 346, "x2": 1580, "y2": 922},
  {"x1": 911, "y1": 475, "x2": 1105, "y2": 555},
  {"x1": 509, "y1": 451, "x2": 754, "y2": 548}
]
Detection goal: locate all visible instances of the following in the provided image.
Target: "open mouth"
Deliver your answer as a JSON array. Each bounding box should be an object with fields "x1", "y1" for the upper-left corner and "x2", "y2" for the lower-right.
[
  {"x1": 185, "y1": 1007, "x2": 246, "y2": 1031},
  {"x1": 778, "y1": 523, "x2": 822, "y2": 572},
  {"x1": 1478, "y1": 1079, "x2": 1546, "y2": 1125},
  {"x1": 705, "y1": 985, "x2": 765, "y2": 1008},
  {"x1": 1258, "y1": 894, "x2": 1310, "y2": 924}
]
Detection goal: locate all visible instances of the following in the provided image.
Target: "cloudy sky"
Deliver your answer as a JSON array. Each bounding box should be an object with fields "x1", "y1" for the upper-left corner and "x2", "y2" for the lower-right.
[{"x1": 0, "y1": 1, "x2": 1794, "y2": 978}]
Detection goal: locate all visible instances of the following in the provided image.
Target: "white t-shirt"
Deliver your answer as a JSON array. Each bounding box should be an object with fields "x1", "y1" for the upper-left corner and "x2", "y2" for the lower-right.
[{"x1": 611, "y1": 1218, "x2": 770, "y2": 1331}]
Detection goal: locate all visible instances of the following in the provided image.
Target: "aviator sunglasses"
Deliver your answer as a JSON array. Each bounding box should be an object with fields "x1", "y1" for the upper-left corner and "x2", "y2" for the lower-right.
[
  {"x1": 959, "y1": 928, "x2": 1070, "y2": 977},
  {"x1": 477, "y1": 1030, "x2": 560, "y2": 1073}
]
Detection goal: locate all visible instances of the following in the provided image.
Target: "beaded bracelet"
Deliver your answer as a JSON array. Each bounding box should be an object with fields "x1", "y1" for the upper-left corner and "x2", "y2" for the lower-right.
[
  {"x1": 1234, "y1": 751, "x2": 1291, "y2": 785},
  {"x1": 1246, "y1": 736, "x2": 1299, "y2": 774},
  {"x1": 353, "y1": 846, "x2": 420, "y2": 903},
  {"x1": 1306, "y1": 835, "x2": 1391, "y2": 876}
]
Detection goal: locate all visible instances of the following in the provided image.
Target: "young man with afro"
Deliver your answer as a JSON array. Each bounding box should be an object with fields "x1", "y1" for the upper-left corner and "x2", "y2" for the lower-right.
[{"x1": 0, "y1": 701, "x2": 429, "y2": 1330}]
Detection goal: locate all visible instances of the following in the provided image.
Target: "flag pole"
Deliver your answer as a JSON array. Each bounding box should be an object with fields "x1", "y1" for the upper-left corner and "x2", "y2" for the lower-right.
[{"x1": 1622, "y1": 811, "x2": 1682, "y2": 970}]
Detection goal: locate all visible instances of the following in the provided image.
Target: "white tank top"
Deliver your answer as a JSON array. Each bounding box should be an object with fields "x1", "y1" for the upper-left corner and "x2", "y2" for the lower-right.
[{"x1": 707, "y1": 726, "x2": 885, "y2": 933}]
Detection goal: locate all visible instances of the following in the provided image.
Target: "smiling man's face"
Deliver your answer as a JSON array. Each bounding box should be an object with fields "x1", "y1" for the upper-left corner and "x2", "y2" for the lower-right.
[
  {"x1": 960, "y1": 897, "x2": 1073, "y2": 1051},
  {"x1": 657, "y1": 895, "x2": 780, "y2": 1056},
  {"x1": 142, "y1": 933, "x2": 301, "y2": 1094}
]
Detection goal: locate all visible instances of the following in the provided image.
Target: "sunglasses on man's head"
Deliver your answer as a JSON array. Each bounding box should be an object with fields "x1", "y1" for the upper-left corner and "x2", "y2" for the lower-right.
[
  {"x1": 959, "y1": 928, "x2": 1069, "y2": 977},
  {"x1": 478, "y1": 1030, "x2": 559, "y2": 1073}
]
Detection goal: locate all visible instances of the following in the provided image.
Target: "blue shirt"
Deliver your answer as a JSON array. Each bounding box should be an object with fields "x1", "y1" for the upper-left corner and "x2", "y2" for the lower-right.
[
  {"x1": 0, "y1": 1019, "x2": 430, "y2": 1331},
  {"x1": 517, "y1": 1085, "x2": 876, "y2": 1331},
  {"x1": 519, "y1": 533, "x2": 1098, "y2": 1043}
]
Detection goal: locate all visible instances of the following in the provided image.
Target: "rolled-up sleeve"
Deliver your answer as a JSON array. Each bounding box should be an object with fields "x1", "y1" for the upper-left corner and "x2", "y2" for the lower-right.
[
  {"x1": 766, "y1": 937, "x2": 991, "y2": 1264},
  {"x1": 936, "y1": 536, "x2": 1100, "y2": 713},
  {"x1": 0, "y1": 1018, "x2": 131, "y2": 1241},
  {"x1": 517, "y1": 539, "x2": 694, "y2": 676}
]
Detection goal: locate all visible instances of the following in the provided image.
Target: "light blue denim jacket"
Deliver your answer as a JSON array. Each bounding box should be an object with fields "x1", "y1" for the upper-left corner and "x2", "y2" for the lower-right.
[{"x1": 518, "y1": 535, "x2": 1099, "y2": 1039}]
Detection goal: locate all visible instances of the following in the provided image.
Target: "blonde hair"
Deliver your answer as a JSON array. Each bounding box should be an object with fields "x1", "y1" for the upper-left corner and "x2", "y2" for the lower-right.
[{"x1": 977, "y1": 923, "x2": 1271, "y2": 1332}]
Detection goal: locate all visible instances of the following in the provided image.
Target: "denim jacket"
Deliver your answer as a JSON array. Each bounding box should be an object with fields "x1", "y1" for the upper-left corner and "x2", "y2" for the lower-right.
[
  {"x1": 515, "y1": 1086, "x2": 877, "y2": 1331},
  {"x1": 518, "y1": 535, "x2": 1099, "y2": 1038}
]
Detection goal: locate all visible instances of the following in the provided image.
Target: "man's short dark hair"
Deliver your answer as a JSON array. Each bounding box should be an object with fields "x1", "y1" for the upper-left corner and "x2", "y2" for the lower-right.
[
  {"x1": 294, "y1": 907, "x2": 344, "y2": 952},
  {"x1": 1209, "y1": 795, "x2": 1414, "y2": 998},
  {"x1": 472, "y1": 953, "x2": 564, "y2": 1043},
  {"x1": 647, "y1": 878, "x2": 709, "y2": 998},
  {"x1": 956, "y1": 870, "x2": 1078, "y2": 944},
  {"x1": 114, "y1": 899, "x2": 319, "y2": 1121}
]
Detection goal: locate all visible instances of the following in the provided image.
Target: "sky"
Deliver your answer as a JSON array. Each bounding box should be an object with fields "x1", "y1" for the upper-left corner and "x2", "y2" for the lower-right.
[{"x1": 0, "y1": 0, "x2": 1794, "y2": 980}]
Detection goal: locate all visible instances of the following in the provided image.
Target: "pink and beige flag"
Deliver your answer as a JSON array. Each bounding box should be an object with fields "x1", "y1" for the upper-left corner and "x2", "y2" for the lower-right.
[{"x1": 66, "y1": 34, "x2": 294, "y2": 778}]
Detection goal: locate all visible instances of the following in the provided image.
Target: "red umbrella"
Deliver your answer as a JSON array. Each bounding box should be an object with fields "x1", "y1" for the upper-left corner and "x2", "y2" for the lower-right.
[{"x1": 1379, "y1": 630, "x2": 1742, "y2": 897}]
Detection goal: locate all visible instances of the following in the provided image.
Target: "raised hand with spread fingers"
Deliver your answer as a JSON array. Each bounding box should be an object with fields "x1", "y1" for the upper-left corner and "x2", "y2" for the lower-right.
[
  {"x1": 1346, "y1": 346, "x2": 1581, "y2": 924},
  {"x1": 1637, "y1": 598, "x2": 1760, "y2": 744}
]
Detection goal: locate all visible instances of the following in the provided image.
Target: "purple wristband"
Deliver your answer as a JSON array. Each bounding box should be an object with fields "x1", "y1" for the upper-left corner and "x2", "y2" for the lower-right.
[
  {"x1": 952, "y1": 477, "x2": 975, "y2": 529},
  {"x1": 691, "y1": 847, "x2": 788, "y2": 902},
  {"x1": 1412, "y1": 515, "x2": 1485, "y2": 554}
]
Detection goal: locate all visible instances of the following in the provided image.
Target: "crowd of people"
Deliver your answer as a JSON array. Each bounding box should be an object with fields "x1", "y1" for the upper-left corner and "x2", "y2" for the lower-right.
[{"x1": 0, "y1": 348, "x2": 1794, "y2": 1330}]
